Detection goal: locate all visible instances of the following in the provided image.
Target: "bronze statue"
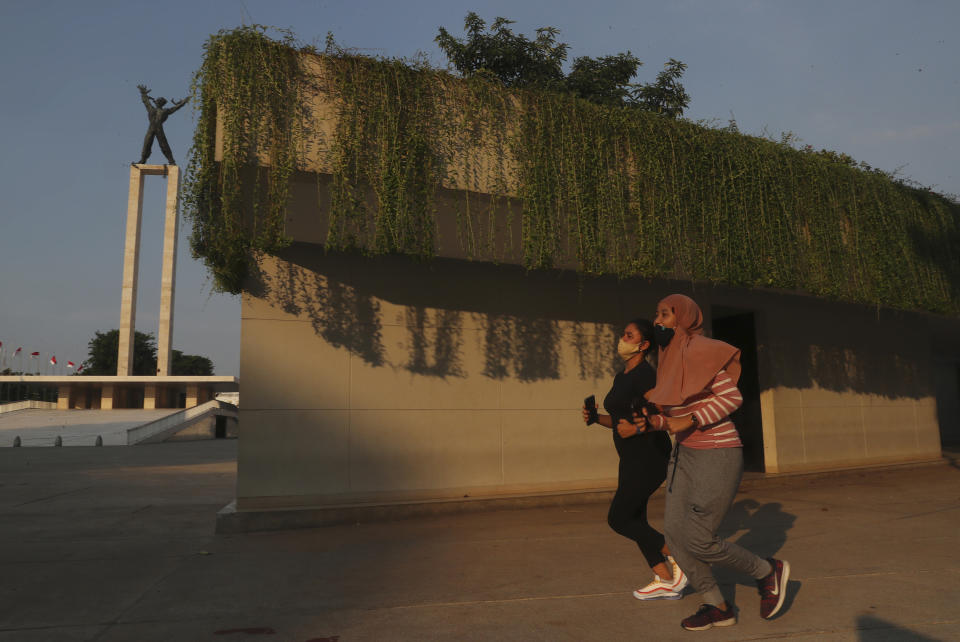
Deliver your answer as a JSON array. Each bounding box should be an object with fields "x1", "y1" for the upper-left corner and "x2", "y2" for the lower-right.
[{"x1": 136, "y1": 84, "x2": 188, "y2": 165}]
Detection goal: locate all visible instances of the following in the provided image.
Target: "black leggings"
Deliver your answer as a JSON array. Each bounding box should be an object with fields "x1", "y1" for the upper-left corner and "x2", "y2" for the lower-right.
[{"x1": 607, "y1": 434, "x2": 671, "y2": 567}]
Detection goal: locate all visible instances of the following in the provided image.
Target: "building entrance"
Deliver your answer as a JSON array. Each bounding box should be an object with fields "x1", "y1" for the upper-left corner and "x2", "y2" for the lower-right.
[{"x1": 712, "y1": 307, "x2": 764, "y2": 471}]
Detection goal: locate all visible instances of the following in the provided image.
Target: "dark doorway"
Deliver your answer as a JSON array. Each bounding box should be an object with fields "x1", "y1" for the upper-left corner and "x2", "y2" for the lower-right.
[
  {"x1": 215, "y1": 415, "x2": 227, "y2": 439},
  {"x1": 712, "y1": 307, "x2": 764, "y2": 472},
  {"x1": 935, "y1": 362, "x2": 960, "y2": 446}
]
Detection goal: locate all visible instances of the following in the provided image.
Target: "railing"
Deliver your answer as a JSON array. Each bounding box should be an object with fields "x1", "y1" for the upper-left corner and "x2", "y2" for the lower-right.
[{"x1": 0, "y1": 400, "x2": 58, "y2": 414}]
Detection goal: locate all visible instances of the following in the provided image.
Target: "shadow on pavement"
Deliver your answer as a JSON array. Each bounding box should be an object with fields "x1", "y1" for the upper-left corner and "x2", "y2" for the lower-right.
[
  {"x1": 856, "y1": 614, "x2": 941, "y2": 641},
  {"x1": 714, "y1": 499, "x2": 798, "y2": 613}
]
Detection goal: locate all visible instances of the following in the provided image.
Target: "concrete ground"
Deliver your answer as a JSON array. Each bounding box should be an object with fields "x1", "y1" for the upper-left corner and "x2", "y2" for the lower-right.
[{"x1": 1, "y1": 442, "x2": 959, "y2": 642}]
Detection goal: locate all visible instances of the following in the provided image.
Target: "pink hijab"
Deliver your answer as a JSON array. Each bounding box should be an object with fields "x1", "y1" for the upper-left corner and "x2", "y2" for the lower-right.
[{"x1": 646, "y1": 294, "x2": 742, "y2": 407}]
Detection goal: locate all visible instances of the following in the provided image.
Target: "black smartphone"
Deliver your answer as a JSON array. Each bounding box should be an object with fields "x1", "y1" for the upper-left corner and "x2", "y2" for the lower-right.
[{"x1": 584, "y1": 395, "x2": 598, "y2": 425}]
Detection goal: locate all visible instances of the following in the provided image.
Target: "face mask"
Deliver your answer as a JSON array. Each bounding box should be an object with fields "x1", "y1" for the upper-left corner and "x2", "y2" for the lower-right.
[
  {"x1": 654, "y1": 325, "x2": 675, "y2": 348},
  {"x1": 617, "y1": 338, "x2": 641, "y2": 361}
]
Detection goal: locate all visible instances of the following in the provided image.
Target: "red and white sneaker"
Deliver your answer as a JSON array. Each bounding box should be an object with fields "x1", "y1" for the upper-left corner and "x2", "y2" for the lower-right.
[
  {"x1": 757, "y1": 557, "x2": 791, "y2": 619},
  {"x1": 633, "y1": 575, "x2": 683, "y2": 601},
  {"x1": 668, "y1": 555, "x2": 689, "y2": 594}
]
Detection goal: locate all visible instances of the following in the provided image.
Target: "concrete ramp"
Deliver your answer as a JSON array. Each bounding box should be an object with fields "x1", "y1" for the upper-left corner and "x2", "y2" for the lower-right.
[{"x1": 0, "y1": 401, "x2": 237, "y2": 447}]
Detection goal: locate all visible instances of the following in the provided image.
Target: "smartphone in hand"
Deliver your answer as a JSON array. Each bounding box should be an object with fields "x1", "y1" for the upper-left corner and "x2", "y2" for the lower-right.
[{"x1": 584, "y1": 395, "x2": 599, "y2": 425}]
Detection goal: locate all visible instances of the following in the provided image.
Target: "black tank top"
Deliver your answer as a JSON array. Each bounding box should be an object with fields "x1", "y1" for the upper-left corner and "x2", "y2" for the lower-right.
[{"x1": 604, "y1": 360, "x2": 671, "y2": 457}]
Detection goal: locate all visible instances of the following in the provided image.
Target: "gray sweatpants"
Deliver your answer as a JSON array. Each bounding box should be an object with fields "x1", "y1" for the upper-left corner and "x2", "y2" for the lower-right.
[{"x1": 664, "y1": 445, "x2": 772, "y2": 607}]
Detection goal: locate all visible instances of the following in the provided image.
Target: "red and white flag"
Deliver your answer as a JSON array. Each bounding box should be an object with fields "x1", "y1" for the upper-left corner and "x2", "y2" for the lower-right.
[
  {"x1": 67, "y1": 361, "x2": 75, "y2": 368},
  {"x1": 14, "y1": 347, "x2": 21, "y2": 355},
  {"x1": 50, "y1": 356, "x2": 57, "y2": 365},
  {"x1": 30, "y1": 351, "x2": 39, "y2": 357},
  {"x1": 77, "y1": 363, "x2": 85, "y2": 373}
]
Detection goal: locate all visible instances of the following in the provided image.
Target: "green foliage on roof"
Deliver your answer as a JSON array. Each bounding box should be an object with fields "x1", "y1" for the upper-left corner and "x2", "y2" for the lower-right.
[{"x1": 183, "y1": 26, "x2": 960, "y2": 315}]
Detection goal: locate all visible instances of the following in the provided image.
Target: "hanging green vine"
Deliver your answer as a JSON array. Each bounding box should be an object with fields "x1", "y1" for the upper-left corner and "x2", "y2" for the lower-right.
[
  {"x1": 322, "y1": 56, "x2": 442, "y2": 257},
  {"x1": 182, "y1": 25, "x2": 313, "y2": 293},
  {"x1": 184, "y1": 27, "x2": 960, "y2": 315}
]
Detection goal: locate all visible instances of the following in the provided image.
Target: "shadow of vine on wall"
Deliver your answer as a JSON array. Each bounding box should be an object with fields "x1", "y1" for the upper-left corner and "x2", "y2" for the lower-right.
[
  {"x1": 248, "y1": 244, "x2": 625, "y2": 383},
  {"x1": 748, "y1": 287, "x2": 935, "y2": 399},
  {"x1": 250, "y1": 245, "x2": 950, "y2": 402},
  {"x1": 247, "y1": 254, "x2": 386, "y2": 367},
  {"x1": 480, "y1": 315, "x2": 565, "y2": 382},
  {"x1": 404, "y1": 307, "x2": 465, "y2": 377}
]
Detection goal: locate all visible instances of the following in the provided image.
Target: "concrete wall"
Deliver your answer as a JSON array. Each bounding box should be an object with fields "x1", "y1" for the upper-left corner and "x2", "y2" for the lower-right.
[
  {"x1": 228, "y1": 59, "x2": 958, "y2": 512},
  {"x1": 237, "y1": 245, "x2": 956, "y2": 510},
  {"x1": 238, "y1": 249, "x2": 639, "y2": 510},
  {"x1": 746, "y1": 292, "x2": 946, "y2": 472}
]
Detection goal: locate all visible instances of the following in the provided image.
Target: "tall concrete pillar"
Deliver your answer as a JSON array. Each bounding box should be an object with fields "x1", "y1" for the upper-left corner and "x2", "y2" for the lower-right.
[
  {"x1": 118, "y1": 166, "x2": 145, "y2": 376},
  {"x1": 157, "y1": 166, "x2": 179, "y2": 376},
  {"x1": 117, "y1": 164, "x2": 179, "y2": 376}
]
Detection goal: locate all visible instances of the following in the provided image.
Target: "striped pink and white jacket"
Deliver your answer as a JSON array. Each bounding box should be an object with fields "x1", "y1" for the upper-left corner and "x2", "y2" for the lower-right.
[{"x1": 648, "y1": 369, "x2": 744, "y2": 449}]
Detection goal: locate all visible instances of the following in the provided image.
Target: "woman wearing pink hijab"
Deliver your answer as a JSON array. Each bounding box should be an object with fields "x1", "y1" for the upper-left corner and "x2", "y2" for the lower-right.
[{"x1": 619, "y1": 294, "x2": 790, "y2": 631}]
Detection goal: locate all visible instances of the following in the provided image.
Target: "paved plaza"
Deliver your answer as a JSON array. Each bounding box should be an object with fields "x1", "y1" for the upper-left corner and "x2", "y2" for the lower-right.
[
  {"x1": 1, "y1": 441, "x2": 958, "y2": 641},
  {"x1": 0, "y1": 409, "x2": 181, "y2": 447}
]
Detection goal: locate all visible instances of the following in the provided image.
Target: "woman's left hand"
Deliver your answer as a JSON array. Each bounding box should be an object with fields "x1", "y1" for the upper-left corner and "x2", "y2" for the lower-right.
[{"x1": 616, "y1": 418, "x2": 644, "y2": 438}]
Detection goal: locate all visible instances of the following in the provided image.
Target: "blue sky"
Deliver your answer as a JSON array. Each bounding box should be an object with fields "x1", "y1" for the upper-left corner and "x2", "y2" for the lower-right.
[{"x1": 1, "y1": 1, "x2": 958, "y2": 375}]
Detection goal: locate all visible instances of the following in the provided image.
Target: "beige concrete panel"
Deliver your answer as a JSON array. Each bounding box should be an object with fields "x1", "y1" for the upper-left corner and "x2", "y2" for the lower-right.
[
  {"x1": 860, "y1": 392, "x2": 907, "y2": 406},
  {"x1": 772, "y1": 406, "x2": 806, "y2": 469},
  {"x1": 800, "y1": 406, "x2": 866, "y2": 465},
  {"x1": 800, "y1": 386, "x2": 861, "y2": 408},
  {"x1": 862, "y1": 405, "x2": 921, "y2": 459},
  {"x1": 771, "y1": 386, "x2": 803, "y2": 408},
  {"x1": 241, "y1": 318, "x2": 350, "y2": 411},
  {"x1": 241, "y1": 289, "x2": 297, "y2": 322},
  {"x1": 759, "y1": 388, "x2": 780, "y2": 473},
  {"x1": 237, "y1": 409, "x2": 350, "y2": 499},
  {"x1": 501, "y1": 410, "x2": 616, "y2": 485},
  {"x1": 348, "y1": 409, "x2": 502, "y2": 492},
  {"x1": 349, "y1": 325, "x2": 499, "y2": 410}
]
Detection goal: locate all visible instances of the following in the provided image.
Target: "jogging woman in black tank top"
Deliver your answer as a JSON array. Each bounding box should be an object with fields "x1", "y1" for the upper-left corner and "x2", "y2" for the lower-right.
[{"x1": 582, "y1": 318, "x2": 688, "y2": 601}]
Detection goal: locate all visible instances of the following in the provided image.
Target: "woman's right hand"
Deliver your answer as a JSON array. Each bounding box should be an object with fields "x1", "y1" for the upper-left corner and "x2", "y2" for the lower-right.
[{"x1": 582, "y1": 404, "x2": 592, "y2": 424}]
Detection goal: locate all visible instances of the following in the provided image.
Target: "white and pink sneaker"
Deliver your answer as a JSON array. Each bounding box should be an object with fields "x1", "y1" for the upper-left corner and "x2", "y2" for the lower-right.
[
  {"x1": 632, "y1": 557, "x2": 689, "y2": 601},
  {"x1": 633, "y1": 575, "x2": 683, "y2": 601}
]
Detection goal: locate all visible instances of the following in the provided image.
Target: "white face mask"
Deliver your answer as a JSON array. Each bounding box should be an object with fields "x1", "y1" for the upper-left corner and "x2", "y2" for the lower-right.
[{"x1": 617, "y1": 338, "x2": 642, "y2": 361}]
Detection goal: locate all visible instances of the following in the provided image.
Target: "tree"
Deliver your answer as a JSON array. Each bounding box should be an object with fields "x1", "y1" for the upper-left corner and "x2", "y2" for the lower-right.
[
  {"x1": 81, "y1": 330, "x2": 215, "y2": 376},
  {"x1": 83, "y1": 330, "x2": 158, "y2": 376},
  {"x1": 631, "y1": 59, "x2": 690, "y2": 119},
  {"x1": 435, "y1": 13, "x2": 567, "y2": 89},
  {"x1": 565, "y1": 52, "x2": 641, "y2": 107},
  {"x1": 171, "y1": 350, "x2": 213, "y2": 376},
  {"x1": 436, "y1": 13, "x2": 690, "y2": 117}
]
